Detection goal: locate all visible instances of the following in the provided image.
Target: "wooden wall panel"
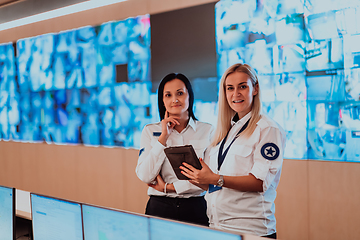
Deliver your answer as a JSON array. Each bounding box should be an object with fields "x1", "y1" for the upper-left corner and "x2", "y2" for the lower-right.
[
  {"x1": 74, "y1": 145, "x2": 125, "y2": 208},
  {"x1": 308, "y1": 160, "x2": 360, "y2": 240},
  {"x1": 122, "y1": 148, "x2": 149, "y2": 213},
  {"x1": 275, "y1": 159, "x2": 309, "y2": 240}
]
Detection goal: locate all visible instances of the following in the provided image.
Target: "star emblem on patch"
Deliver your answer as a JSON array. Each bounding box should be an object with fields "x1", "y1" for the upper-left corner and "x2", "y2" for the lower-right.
[{"x1": 261, "y1": 143, "x2": 280, "y2": 161}]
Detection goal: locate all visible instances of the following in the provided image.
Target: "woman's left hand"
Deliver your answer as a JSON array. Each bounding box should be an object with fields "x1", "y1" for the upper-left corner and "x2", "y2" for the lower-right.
[{"x1": 180, "y1": 158, "x2": 218, "y2": 185}]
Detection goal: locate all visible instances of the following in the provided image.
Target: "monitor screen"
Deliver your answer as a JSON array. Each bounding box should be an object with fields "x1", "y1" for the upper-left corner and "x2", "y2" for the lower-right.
[
  {"x1": 149, "y1": 217, "x2": 242, "y2": 240},
  {"x1": 82, "y1": 204, "x2": 149, "y2": 240},
  {"x1": 31, "y1": 194, "x2": 83, "y2": 240},
  {"x1": 0, "y1": 185, "x2": 15, "y2": 240}
]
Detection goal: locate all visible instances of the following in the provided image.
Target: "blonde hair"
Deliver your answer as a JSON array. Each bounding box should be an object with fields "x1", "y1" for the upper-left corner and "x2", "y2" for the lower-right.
[{"x1": 211, "y1": 63, "x2": 262, "y2": 146}]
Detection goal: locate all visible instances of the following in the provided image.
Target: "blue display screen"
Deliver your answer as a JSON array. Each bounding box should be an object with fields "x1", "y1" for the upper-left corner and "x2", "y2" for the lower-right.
[
  {"x1": 82, "y1": 204, "x2": 149, "y2": 240},
  {"x1": 149, "y1": 217, "x2": 241, "y2": 240},
  {"x1": 0, "y1": 186, "x2": 14, "y2": 240},
  {"x1": 31, "y1": 194, "x2": 83, "y2": 240}
]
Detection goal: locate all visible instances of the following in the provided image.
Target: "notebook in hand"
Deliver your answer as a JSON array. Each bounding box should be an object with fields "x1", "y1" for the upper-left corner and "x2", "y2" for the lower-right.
[{"x1": 164, "y1": 145, "x2": 202, "y2": 180}]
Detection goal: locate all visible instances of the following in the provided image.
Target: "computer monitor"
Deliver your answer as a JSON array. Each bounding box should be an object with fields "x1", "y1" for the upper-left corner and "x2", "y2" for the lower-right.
[
  {"x1": 30, "y1": 193, "x2": 83, "y2": 240},
  {"x1": 0, "y1": 185, "x2": 15, "y2": 240},
  {"x1": 82, "y1": 204, "x2": 149, "y2": 240},
  {"x1": 149, "y1": 217, "x2": 242, "y2": 240}
]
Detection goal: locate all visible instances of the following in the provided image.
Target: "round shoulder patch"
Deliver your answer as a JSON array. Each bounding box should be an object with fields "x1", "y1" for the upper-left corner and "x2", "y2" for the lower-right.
[{"x1": 260, "y1": 143, "x2": 280, "y2": 161}]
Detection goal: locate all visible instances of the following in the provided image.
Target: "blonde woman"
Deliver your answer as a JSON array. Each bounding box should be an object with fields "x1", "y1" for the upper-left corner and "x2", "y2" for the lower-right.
[{"x1": 181, "y1": 64, "x2": 286, "y2": 238}]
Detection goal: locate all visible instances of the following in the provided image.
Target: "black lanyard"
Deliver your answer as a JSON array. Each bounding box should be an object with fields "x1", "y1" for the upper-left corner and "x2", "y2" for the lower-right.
[{"x1": 217, "y1": 118, "x2": 250, "y2": 171}]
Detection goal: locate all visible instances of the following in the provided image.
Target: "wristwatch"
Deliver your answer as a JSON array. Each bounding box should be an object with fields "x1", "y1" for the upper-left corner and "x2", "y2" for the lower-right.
[{"x1": 216, "y1": 175, "x2": 224, "y2": 187}]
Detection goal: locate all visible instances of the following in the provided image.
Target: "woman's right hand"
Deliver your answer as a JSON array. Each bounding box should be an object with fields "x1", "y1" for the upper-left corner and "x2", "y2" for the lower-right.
[
  {"x1": 180, "y1": 158, "x2": 218, "y2": 186},
  {"x1": 158, "y1": 111, "x2": 180, "y2": 146}
]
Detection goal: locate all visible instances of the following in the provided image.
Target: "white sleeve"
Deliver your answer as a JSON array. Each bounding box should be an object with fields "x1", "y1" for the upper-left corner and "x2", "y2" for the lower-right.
[
  {"x1": 135, "y1": 126, "x2": 166, "y2": 184},
  {"x1": 250, "y1": 125, "x2": 285, "y2": 191}
]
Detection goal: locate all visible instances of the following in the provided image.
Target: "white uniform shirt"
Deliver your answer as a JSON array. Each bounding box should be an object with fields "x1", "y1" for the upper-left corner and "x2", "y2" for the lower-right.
[
  {"x1": 205, "y1": 112, "x2": 286, "y2": 236},
  {"x1": 136, "y1": 118, "x2": 213, "y2": 198}
]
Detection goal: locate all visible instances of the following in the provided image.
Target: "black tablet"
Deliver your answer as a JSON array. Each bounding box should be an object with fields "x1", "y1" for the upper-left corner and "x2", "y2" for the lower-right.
[{"x1": 164, "y1": 145, "x2": 202, "y2": 180}]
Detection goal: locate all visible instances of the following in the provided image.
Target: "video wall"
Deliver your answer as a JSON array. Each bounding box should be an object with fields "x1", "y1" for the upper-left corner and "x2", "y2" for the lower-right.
[
  {"x1": 1, "y1": 1, "x2": 360, "y2": 162},
  {"x1": 215, "y1": 0, "x2": 360, "y2": 162},
  {"x1": 0, "y1": 15, "x2": 154, "y2": 148}
]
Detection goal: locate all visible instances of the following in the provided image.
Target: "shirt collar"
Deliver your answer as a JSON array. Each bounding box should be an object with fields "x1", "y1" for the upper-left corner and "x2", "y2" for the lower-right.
[
  {"x1": 231, "y1": 111, "x2": 252, "y2": 127},
  {"x1": 187, "y1": 117, "x2": 197, "y2": 132}
]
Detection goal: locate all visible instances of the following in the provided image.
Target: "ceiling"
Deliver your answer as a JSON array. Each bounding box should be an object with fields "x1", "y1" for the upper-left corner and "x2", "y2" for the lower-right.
[
  {"x1": 0, "y1": 0, "x2": 87, "y2": 24},
  {"x1": 0, "y1": 0, "x2": 18, "y2": 5}
]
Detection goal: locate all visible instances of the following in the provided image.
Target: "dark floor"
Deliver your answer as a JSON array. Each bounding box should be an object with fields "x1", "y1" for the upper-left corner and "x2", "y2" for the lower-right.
[{"x1": 16, "y1": 217, "x2": 33, "y2": 240}]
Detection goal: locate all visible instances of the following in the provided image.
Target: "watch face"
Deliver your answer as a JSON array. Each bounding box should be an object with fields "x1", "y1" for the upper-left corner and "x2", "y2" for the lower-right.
[{"x1": 217, "y1": 176, "x2": 224, "y2": 187}]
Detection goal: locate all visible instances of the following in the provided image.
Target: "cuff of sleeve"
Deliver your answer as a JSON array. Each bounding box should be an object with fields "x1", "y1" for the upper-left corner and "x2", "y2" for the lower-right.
[
  {"x1": 250, "y1": 161, "x2": 270, "y2": 182},
  {"x1": 251, "y1": 161, "x2": 271, "y2": 192},
  {"x1": 173, "y1": 180, "x2": 190, "y2": 194}
]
